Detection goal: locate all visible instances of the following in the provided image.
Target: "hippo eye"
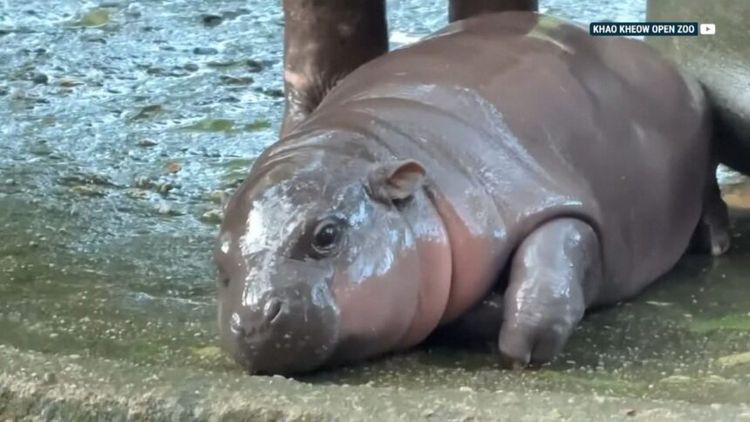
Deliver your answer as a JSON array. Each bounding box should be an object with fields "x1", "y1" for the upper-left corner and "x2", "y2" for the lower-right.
[{"x1": 310, "y1": 219, "x2": 342, "y2": 257}]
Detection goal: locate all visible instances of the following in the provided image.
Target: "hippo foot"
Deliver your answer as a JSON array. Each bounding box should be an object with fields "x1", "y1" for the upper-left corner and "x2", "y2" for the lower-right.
[
  {"x1": 689, "y1": 175, "x2": 731, "y2": 256},
  {"x1": 498, "y1": 218, "x2": 601, "y2": 368}
]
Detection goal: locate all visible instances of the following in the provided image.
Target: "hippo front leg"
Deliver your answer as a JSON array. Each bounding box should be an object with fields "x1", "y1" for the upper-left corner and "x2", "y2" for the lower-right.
[
  {"x1": 499, "y1": 218, "x2": 601, "y2": 368},
  {"x1": 448, "y1": 0, "x2": 538, "y2": 22},
  {"x1": 281, "y1": 0, "x2": 388, "y2": 137}
]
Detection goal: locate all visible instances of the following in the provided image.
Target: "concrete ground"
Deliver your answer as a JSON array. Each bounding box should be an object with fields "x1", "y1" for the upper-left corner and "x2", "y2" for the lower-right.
[{"x1": 3, "y1": 344, "x2": 750, "y2": 421}]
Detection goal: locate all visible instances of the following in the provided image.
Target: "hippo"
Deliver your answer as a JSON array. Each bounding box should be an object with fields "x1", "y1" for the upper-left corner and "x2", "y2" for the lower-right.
[
  {"x1": 280, "y1": 0, "x2": 538, "y2": 137},
  {"x1": 648, "y1": 0, "x2": 750, "y2": 176},
  {"x1": 214, "y1": 11, "x2": 740, "y2": 375}
]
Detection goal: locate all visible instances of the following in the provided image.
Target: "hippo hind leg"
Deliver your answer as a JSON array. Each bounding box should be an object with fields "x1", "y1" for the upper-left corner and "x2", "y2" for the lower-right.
[
  {"x1": 448, "y1": 0, "x2": 538, "y2": 22},
  {"x1": 689, "y1": 165, "x2": 731, "y2": 256},
  {"x1": 498, "y1": 218, "x2": 602, "y2": 368}
]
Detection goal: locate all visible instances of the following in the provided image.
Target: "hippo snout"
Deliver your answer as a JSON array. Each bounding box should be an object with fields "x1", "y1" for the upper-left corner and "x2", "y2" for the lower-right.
[
  {"x1": 219, "y1": 285, "x2": 341, "y2": 375},
  {"x1": 229, "y1": 297, "x2": 287, "y2": 339}
]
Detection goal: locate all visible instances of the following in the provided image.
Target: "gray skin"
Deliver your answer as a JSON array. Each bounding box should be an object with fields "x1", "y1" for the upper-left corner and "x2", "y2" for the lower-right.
[
  {"x1": 215, "y1": 12, "x2": 732, "y2": 375},
  {"x1": 280, "y1": 0, "x2": 538, "y2": 137},
  {"x1": 648, "y1": 0, "x2": 750, "y2": 177}
]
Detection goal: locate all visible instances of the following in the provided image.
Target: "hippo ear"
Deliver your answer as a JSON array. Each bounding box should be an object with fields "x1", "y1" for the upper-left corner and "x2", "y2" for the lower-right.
[{"x1": 366, "y1": 159, "x2": 426, "y2": 204}]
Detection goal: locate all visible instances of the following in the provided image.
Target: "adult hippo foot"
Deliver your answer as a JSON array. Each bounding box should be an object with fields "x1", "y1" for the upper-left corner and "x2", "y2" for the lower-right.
[
  {"x1": 498, "y1": 218, "x2": 600, "y2": 368},
  {"x1": 689, "y1": 173, "x2": 731, "y2": 256}
]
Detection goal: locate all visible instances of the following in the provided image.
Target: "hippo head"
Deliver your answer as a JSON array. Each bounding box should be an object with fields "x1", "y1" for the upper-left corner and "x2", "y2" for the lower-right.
[{"x1": 215, "y1": 144, "x2": 433, "y2": 374}]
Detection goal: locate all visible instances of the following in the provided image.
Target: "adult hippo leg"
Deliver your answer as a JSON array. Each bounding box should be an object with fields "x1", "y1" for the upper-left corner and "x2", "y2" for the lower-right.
[
  {"x1": 281, "y1": 0, "x2": 388, "y2": 137},
  {"x1": 498, "y1": 218, "x2": 602, "y2": 368},
  {"x1": 689, "y1": 165, "x2": 731, "y2": 256},
  {"x1": 448, "y1": 0, "x2": 538, "y2": 22}
]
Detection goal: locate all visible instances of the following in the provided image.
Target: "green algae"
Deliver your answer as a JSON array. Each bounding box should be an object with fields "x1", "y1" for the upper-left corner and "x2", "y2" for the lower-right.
[
  {"x1": 244, "y1": 118, "x2": 272, "y2": 131},
  {"x1": 716, "y1": 351, "x2": 750, "y2": 368},
  {"x1": 183, "y1": 118, "x2": 235, "y2": 132},
  {"x1": 688, "y1": 313, "x2": 750, "y2": 333},
  {"x1": 182, "y1": 118, "x2": 273, "y2": 133},
  {"x1": 72, "y1": 8, "x2": 111, "y2": 28}
]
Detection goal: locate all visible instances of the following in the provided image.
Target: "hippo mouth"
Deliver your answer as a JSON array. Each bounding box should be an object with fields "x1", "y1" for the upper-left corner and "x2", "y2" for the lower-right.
[
  {"x1": 220, "y1": 294, "x2": 342, "y2": 375},
  {"x1": 228, "y1": 325, "x2": 340, "y2": 375}
]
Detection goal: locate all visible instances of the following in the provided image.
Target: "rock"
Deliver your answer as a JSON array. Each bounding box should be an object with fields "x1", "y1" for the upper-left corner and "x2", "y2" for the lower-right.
[
  {"x1": 130, "y1": 104, "x2": 163, "y2": 120},
  {"x1": 219, "y1": 75, "x2": 253, "y2": 85},
  {"x1": 124, "y1": 189, "x2": 148, "y2": 199},
  {"x1": 253, "y1": 87, "x2": 284, "y2": 98},
  {"x1": 69, "y1": 185, "x2": 107, "y2": 197},
  {"x1": 193, "y1": 47, "x2": 218, "y2": 55},
  {"x1": 205, "y1": 190, "x2": 226, "y2": 205},
  {"x1": 125, "y1": 3, "x2": 143, "y2": 17},
  {"x1": 31, "y1": 72, "x2": 48, "y2": 84},
  {"x1": 156, "y1": 182, "x2": 175, "y2": 194},
  {"x1": 155, "y1": 203, "x2": 180, "y2": 216},
  {"x1": 201, "y1": 14, "x2": 223, "y2": 27},
  {"x1": 200, "y1": 209, "x2": 223, "y2": 224},
  {"x1": 43, "y1": 372, "x2": 57, "y2": 385},
  {"x1": 136, "y1": 139, "x2": 157, "y2": 148},
  {"x1": 58, "y1": 79, "x2": 81, "y2": 87},
  {"x1": 163, "y1": 161, "x2": 182, "y2": 174},
  {"x1": 133, "y1": 176, "x2": 154, "y2": 189},
  {"x1": 245, "y1": 59, "x2": 264, "y2": 73},
  {"x1": 59, "y1": 171, "x2": 114, "y2": 187}
]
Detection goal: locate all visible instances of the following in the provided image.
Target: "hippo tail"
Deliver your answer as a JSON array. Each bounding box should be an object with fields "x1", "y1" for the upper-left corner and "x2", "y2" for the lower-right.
[{"x1": 703, "y1": 83, "x2": 750, "y2": 175}]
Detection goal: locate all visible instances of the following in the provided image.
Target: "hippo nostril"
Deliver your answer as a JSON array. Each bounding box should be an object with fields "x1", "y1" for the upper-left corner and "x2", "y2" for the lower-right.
[{"x1": 263, "y1": 298, "x2": 285, "y2": 324}]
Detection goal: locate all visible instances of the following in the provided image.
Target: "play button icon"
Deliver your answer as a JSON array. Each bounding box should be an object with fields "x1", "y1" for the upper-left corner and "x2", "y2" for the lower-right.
[{"x1": 700, "y1": 23, "x2": 716, "y2": 35}]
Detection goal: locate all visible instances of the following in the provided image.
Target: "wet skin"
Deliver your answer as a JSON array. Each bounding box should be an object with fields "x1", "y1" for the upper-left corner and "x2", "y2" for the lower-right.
[
  {"x1": 280, "y1": 0, "x2": 538, "y2": 137},
  {"x1": 216, "y1": 12, "x2": 734, "y2": 374}
]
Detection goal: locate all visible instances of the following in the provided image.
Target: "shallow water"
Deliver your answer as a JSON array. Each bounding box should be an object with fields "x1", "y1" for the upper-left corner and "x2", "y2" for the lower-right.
[{"x1": 1, "y1": 0, "x2": 749, "y2": 408}]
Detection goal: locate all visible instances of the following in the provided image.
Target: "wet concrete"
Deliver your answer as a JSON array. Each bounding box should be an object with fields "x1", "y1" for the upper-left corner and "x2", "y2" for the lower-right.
[
  {"x1": 1, "y1": 0, "x2": 749, "y2": 420},
  {"x1": 3, "y1": 344, "x2": 750, "y2": 421}
]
